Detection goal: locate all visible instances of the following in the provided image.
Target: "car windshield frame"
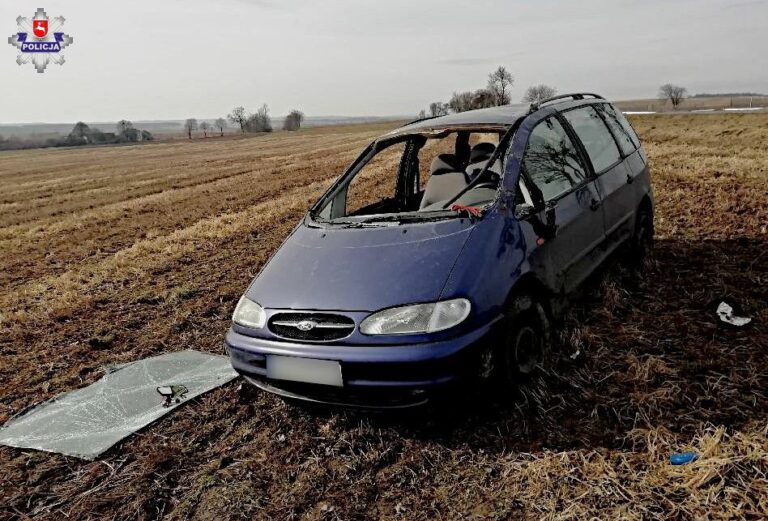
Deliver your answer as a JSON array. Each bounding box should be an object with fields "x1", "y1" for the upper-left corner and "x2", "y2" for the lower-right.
[{"x1": 308, "y1": 124, "x2": 516, "y2": 228}]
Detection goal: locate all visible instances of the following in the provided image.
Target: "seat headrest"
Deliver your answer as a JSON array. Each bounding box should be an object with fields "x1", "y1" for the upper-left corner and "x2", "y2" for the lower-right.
[
  {"x1": 430, "y1": 154, "x2": 462, "y2": 176},
  {"x1": 469, "y1": 142, "x2": 496, "y2": 163}
]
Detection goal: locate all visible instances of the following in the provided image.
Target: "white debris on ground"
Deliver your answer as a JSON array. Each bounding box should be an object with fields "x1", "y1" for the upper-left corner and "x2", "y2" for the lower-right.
[{"x1": 716, "y1": 302, "x2": 752, "y2": 327}]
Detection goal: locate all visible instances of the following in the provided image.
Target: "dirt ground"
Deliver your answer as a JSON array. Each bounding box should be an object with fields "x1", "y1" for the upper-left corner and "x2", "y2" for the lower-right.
[{"x1": 0, "y1": 114, "x2": 766, "y2": 520}]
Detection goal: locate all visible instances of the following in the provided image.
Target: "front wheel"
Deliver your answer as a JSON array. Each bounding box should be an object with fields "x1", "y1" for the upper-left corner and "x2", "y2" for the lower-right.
[{"x1": 496, "y1": 294, "x2": 552, "y2": 389}]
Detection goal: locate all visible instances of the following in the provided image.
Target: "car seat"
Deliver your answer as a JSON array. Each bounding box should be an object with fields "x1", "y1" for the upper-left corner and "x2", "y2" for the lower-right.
[
  {"x1": 419, "y1": 154, "x2": 468, "y2": 209},
  {"x1": 465, "y1": 143, "x2": 496, "y2": 181}
]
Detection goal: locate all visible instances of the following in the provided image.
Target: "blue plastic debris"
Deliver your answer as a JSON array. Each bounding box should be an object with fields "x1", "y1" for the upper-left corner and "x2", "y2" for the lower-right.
[{"x1": 670, "y1": 452, "x2": 698, "y2": 465}]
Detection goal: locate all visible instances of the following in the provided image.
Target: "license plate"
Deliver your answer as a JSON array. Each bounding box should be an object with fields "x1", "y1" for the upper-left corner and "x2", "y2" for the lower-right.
[{"x1": 266, "y1": 356, "x2": 343, "y2": 387}]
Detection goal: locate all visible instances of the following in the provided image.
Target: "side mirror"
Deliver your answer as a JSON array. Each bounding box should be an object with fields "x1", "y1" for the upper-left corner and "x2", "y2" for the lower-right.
[{"x1": 514, "y1": 203, "x2": 536, "y2": 220}]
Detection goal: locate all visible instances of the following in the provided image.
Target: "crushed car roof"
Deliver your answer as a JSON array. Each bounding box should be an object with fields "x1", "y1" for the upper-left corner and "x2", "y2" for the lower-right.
[{"x1": 386, "y1": 103, "x2": 530, "y2": 137}]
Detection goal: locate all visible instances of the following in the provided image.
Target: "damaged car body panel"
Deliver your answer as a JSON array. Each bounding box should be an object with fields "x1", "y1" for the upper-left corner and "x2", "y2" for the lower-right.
[
  {"x1": 225, "y1": 94, "x2": 654, "y2": 408},
  {"x1": 244, "y1": 219, "x2": 475, "y2": 312}
]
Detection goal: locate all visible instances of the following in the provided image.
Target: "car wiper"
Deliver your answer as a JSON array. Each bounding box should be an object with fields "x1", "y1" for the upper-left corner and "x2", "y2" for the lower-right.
[
  {"x1": 330, "y1": 219, "x2": 391, "y2": 228},
  {"x1": 357, "y1": 212, "x2": 457, "y2": 225}
]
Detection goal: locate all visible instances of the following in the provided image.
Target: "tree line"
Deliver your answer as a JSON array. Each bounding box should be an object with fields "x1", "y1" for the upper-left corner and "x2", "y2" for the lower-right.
[
  {"x1": 0, "y1": 120, "x2": 154, "y2": 151},
  {"x1": 416, "y1": 66, "x2": 695, "y2": 115},
  {"x1": 183, "y1": 118, "x2": 228, "y2": 139},
  {"x1": 0, "y1": 77, "x2": 695, "y2": 152},
  {"x1": 419, "y1": 66, "x2": 560, "y2": 118},
  {"x1": 182, "y1": 106, "x2": 306, "y2": 139},
  {"x1": 0, "y1": 105, "x2": 308, "y2": 151}
]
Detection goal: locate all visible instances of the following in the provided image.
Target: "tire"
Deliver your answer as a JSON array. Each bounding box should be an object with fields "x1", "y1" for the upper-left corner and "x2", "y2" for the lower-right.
[
  {"x1": 629, "y1": 204, "x2": 654, "y2": 264},
  {"x1": 496, "y1": 294, "x2": 552, "y2": 389}
]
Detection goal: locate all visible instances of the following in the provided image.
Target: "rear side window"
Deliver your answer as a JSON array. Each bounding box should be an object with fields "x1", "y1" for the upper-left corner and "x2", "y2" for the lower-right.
[
  {"x1": 523, "y1": 117, "x2": 589, "y2": 201},
  {"x1": 596, "y1": 103, "x2": 639, "y2": 153},
  {"x1": 562, "y1": 107, "x2": 621, "y2": 173}
]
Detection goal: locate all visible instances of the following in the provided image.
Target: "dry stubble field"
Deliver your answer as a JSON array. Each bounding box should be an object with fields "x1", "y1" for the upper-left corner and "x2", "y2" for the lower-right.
[{"x1": 0, "y1": 115, "x2": 766, "y2": 520}]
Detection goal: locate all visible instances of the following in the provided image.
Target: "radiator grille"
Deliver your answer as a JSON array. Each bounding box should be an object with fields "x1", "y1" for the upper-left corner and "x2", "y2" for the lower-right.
[{"x1": 268, "y1": 313, "x2": 355, "y2": 341}]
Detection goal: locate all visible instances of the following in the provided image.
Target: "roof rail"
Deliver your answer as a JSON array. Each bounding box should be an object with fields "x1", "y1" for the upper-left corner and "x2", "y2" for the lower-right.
[
  {"x1": 529, "y1": 92, "x2": 605, "y2": 112},
  {"x1": 405, "y1": 114, "x2": 442, "y2": 125}
]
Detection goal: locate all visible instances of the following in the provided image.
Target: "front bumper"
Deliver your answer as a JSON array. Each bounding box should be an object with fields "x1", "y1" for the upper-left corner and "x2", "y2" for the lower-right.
[{"x1": 224, "y1": 320, "x2": 497, "y2": 407}]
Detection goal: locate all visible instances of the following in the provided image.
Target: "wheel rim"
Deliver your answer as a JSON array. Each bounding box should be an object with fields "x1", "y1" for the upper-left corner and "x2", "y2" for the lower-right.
[{"x1": 513, "y1": 326, "x2": 541, "y2": 374}]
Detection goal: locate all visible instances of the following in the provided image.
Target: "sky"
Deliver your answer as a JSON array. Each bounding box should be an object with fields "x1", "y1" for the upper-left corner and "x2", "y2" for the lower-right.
[{"x1": 1, "y1": 0, "x2": 767, "y2": 123}]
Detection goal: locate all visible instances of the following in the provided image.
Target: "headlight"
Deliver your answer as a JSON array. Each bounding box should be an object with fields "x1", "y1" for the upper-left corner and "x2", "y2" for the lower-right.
[
  {"x1": 360, "y1": 298, "x2": 471, "y2": 335},
  {"x1": 232, "y1": 296, "x2": 266, "y2": 329}
]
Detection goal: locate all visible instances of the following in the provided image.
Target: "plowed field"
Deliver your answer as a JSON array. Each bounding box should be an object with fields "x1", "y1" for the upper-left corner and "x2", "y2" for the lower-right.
[{"x1": 1, "y1": 115, "x2": 766, "y2": 520}]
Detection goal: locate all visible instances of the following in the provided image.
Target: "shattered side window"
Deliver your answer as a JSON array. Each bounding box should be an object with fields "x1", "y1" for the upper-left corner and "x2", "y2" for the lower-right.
[{"x1": 345, "y1": 142, "x2": 406, "y2": 216}]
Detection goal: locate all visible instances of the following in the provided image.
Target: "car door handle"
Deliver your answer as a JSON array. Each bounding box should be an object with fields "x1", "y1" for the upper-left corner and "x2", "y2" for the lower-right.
[
  {"x1": 626, "y1": 174, "x2": 634, "y2": 184},
  {"x1": 590, "y1": 198, "x2": 601, "y2": 211}
]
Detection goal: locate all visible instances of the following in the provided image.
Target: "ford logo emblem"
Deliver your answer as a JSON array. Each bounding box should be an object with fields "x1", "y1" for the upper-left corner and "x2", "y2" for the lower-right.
[{"x1": 296, "y1": 320, "x2": 317, "y2": 331}]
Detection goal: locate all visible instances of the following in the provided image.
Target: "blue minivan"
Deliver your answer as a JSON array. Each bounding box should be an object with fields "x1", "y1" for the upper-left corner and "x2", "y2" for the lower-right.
[{"x1": 225, "y1": 93, "x2": 653, "y2": 407}]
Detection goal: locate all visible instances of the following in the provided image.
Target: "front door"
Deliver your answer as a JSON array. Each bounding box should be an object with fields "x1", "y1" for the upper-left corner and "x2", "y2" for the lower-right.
[{"x1": 521, "y1": 115, "x2": 606, "y2": 293}]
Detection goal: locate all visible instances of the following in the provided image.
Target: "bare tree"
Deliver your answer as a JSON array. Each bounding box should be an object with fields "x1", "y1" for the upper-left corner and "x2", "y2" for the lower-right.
[
  {"x1": 283, "y1": 109, "x2": 305, "y2": 131},
  {"x1": 116, "y1": 120, "x2": 138, "y2": 142},
  {"x1": 522, "y1": 84, "x2": 558, "y2": 105},
  {"x1": 472, "y1": 89, "x2": 495, "y2": 109},
  {"x1": 448, "y1": 90, "x2": 494, "y2": 113},
  {"x1": 64, "y1": 122, "x2": 92, "y2": 145},
  {"x1": 487, "y1": 66, "x2": 514, "y2": 106},
  {"x1": 429, "y1": 102, "x2": 449, "y2": 117},
  {"x1": 214, "y1": 117, "x2": 227, "y2": 137},
  {"x1": 71, "y1": 121, "x2": 91, "y2": 138},
  {"x1": 245, "y1": 104, "x2": 272, "y2": 133},
  {"x1": 199, "y1": 121, "x2": 211, "y2": 137},
  {"x1": 257, "y1": 104, "x2": 272, "y2": 132},
  {"x1": 116, "y1": 120, "x2": 134, "y2": 135},
  {"x1": 184, "y1": 118, "x2": 198, "y2": 139},
  {"x1": 658, "y1": 84, "x2": 688, "y2": 110},
  {"x1": 449, "y1": 92, "x2": 473, "y2": 113},
  {"x1": 69, "y1": 122, "x2": 91, "y2": 142},
  {"x1": 228, "y1": 106, "x2": 248, "y2": 133},
  {"x1": 417, "y1": 109, "x2": 427, "y2": 119}
]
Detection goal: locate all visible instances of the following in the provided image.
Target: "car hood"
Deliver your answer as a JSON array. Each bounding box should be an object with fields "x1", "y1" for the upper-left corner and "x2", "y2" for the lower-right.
[{"x1": 246, "y1": 219, "x2": 474, "y2": 311}]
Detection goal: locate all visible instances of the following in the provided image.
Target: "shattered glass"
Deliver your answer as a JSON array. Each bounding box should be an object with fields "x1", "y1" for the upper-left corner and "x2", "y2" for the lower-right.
[{"x1": 0, "y1": 350, "x2": 238, "y2": 460}]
